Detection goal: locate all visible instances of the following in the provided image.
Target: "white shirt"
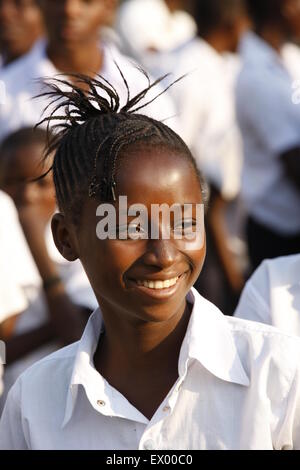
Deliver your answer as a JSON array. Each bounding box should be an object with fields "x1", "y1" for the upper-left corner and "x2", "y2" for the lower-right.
[
  {"x1": 2, "y1": 288, "x2": 300, "y2": 450},
  {"x1": 234, "y1": 254, "x2": 300, "y2": 336},
  {"x1": 282, "y1": 42, "x2": 300, "y2": 82},
  {"x1": 0, "y1": 192, "x2": 30, "y2": 323},
  {"x1": 0, "y1": 39, "x2": 178, "y2": 142},
  {"x1": 236, "y1": 32, "x2": 300, "y2": 234},
  {"x1": 0, "y1": 191, "x2": 30, "y2": 397},
  {"x1": 171, "y1": 39, "x2": 243, "y2": 200}
]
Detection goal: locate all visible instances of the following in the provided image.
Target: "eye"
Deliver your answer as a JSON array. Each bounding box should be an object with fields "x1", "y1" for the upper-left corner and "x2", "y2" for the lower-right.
[
  {"x1": 173, "y1": 219, "x2": 198, "y2": 237},
  {"x1": 116, "y1": 224, "x2": 146, "y2": 240}
]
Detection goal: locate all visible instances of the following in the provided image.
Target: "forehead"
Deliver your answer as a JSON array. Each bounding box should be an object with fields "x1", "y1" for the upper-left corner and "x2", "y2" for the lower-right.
[
  {"x1": 116, "y1": 146, "x2": 202, "y2": 205},
  {"x1": 1, "y1": 142, "x2": 44, "y2": 176}
]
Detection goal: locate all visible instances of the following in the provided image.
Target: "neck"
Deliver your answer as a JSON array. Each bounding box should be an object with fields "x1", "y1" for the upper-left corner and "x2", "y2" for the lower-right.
[
  {"x1": 46, "y1": 38, "x2": 103, "y2": 76},
  {"x1": 258, "y1": 25, "x2": 286, "y2": 53},
  {"x1": 94, "y1": 299, "x2": 191, "y2": 380},
  {"x1": 203, "y1": 32, "x2": 228, "y2": 54}
]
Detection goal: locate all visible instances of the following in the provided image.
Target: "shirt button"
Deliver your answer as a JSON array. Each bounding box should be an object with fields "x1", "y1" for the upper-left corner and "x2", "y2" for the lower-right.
[
  {"x1": 97, "y1": 400, "x2": 106, "y2": 407},
  {"x1": 163, "y1": 405, "x2": 171, "y2": 412},
  {"x1": 144, "y1": 440, "x2": 155, "y2": 450}
]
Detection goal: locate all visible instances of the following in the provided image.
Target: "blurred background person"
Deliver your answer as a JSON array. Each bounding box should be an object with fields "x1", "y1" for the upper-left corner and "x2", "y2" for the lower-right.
[
  {"x1": 0, "y1": 127, "x2": 98, "y2": 409},
  {"x1": 0, "y1": 190, "x2": 31, "y2": 400},
  {"x1": 0, "y1": 0, "x2": 44, "y2": 68},
  {"x1": 0, "y1": 0, "x2": 178, "y2": 142},
  {"x1": 234, "y1": 254, "x2": 300, "y2": 335},
  {"x1": 236, "y1": 0, "x2": 300, "y2": 273},
  {"x1": 116, "y1": 0, "x2": 197, "y2": 80},
  {"x1": 166, "y1": 0, "x2": 250, "y2": 314}
]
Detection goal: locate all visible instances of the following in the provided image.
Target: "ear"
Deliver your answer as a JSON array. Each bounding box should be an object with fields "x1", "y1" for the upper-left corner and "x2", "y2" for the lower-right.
[{"x1": 51, "y1": 213, "x2": 79, "y2": 262}]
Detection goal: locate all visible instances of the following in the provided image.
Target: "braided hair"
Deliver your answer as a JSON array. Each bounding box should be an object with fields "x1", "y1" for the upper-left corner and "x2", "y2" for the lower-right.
[{"x1": 38, "y1": 68, "x2": 207, "y2": 224}]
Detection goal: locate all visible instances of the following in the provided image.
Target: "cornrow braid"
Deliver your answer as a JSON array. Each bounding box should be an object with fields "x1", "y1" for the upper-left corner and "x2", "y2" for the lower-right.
[{"x1": 36, "y1": 67, "x2": 208, "y2": 223}]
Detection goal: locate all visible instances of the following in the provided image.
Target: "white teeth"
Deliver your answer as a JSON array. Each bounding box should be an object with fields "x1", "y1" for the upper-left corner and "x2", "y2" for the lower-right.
[{"x1": 137, "y1": 277, "x2": 179, "y2": 289}]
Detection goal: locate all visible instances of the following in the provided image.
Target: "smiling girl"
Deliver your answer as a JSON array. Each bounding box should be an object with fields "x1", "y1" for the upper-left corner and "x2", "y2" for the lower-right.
[{"x1": 1, "y1": 73, "x2": 300, "y2": 450}]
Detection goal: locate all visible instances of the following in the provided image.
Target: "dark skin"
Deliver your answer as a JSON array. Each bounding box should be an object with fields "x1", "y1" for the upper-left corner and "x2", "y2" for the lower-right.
[
  {"x1": 0, "y1": 142, "x2": 91, "y2": 362},
  {"x1": 37, "y1": 0, "x2": 117, "y2": 84},
  {"x1": 52, "y1": 147, "x2": 206, "y2": 420},
  {"x1": 0, "y1": 0, "x2": 43, "y2": 66},
  {"x1": 197, "y1": 7, "x2": 250, "y2": 54}
]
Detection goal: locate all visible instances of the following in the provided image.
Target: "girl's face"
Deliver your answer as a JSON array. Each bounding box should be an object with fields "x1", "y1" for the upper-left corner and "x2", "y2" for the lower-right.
[
  {"x1": 0, "y1": 143, "x2": 56, "y2": 220},
  {"x1": 55, "y1": 147, "x2": 206, "y2": 323}
]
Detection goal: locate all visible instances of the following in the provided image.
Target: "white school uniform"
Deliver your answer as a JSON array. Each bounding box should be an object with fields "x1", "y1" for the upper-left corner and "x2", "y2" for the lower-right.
[
  {"x1": 170, "y1": 38, "x2": 243, "y2": 201},
  {"x1": 0, "y1": 38, "x2": 178, "y2": 143},
  {"x1": 234, "y1": 254, "x2": 300, "y2": 336},
  {"x1": 236, "y1": 32, "x2": 300, "y2": 235},
  {"x1": 2, "y1": 287, "x2": 300, "y2": 449},
  {"x1": 0, "y1": 191, "x2": 30, "y2": 323},
  {"x1": 282, "y1": 42, "x2": 300, "y2": 82},
  {"x1": 0, "y1": 192, "x2": 31, "y2": 397}
]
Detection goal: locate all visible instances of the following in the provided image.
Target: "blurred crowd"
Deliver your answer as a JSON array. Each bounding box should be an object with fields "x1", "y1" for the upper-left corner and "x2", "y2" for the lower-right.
[{"x1": 0, "y1": 0, "x2": 300, "y2": 411}]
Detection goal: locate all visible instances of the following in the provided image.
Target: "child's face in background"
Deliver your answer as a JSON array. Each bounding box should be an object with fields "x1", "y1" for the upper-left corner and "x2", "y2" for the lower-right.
[
  {"x1": 0, "y1": 143, "x2": 56, "y2": 222},
  {"x1": 0, "y1": 0, "x2": 43, "y2": 63},
  {"x1": 67, "y1": 147, "x2": 206, "y2": 323},
  {"x1": 39, "y1": 0, "x2": 116, "y2": 47}
]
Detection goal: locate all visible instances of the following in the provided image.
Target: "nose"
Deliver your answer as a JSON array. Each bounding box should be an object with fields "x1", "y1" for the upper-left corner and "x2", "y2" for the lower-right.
[{"x1": 143, "y1": 239, "x2": 180, "y2": 270}]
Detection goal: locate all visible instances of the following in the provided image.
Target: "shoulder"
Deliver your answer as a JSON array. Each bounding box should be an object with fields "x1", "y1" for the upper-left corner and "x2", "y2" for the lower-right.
[
  {"x1": 0, "y1": 40, "x2": 45, "y2": 93},
  {"x1": 0, "y1": 53, "x2": 31, "y2": 85},
  {"x1": 195, "y1": 290, "x2": 300, "y2": 385},
  {"x1": 227, "y1": 315, "x2": 300, "y2": 388},
  {"x1": 261, "y1": 254, "x2": 300, "y2": 284},
  {"x1": 241, "y1": 255, "x2": 300, "y2": 299},
  {"x1": 228, "y1": 314, "x2": 300, "y2": 361},
  {"x1": 14, "y1": 341, "x2": 79, "y2": 398},
  {"x1": 234, "y1": 256, "x2": 300, "y2": 334}
]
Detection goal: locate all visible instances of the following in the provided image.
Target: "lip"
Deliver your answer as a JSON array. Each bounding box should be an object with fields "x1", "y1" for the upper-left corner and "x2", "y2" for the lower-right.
[{"x1": 127, "y1": 272, "x2": 187, "y2": 300}]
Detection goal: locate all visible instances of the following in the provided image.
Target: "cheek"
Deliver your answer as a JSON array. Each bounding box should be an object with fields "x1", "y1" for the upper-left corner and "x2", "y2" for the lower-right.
[
  {"x1": 81, "y1": 239, "x2": 141, "y2": 291},
  {"x1": 87, "y1": 8, "x2": 106, "y2": 28},
  {"x1": 185, "y1": 233, "x2": 207, "y2": 281}
]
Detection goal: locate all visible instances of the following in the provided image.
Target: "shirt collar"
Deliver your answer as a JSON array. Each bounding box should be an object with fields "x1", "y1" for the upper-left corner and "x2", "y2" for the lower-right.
[
  {"x1": 179, "y1": 289, "x2": 250, "y2": 386},
  {"x1": 239, "y1": 31, "x2": 287, "y2": 72},
  {"x1": 62, "y1": 287, "x2": 250, "y2": 428}
]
